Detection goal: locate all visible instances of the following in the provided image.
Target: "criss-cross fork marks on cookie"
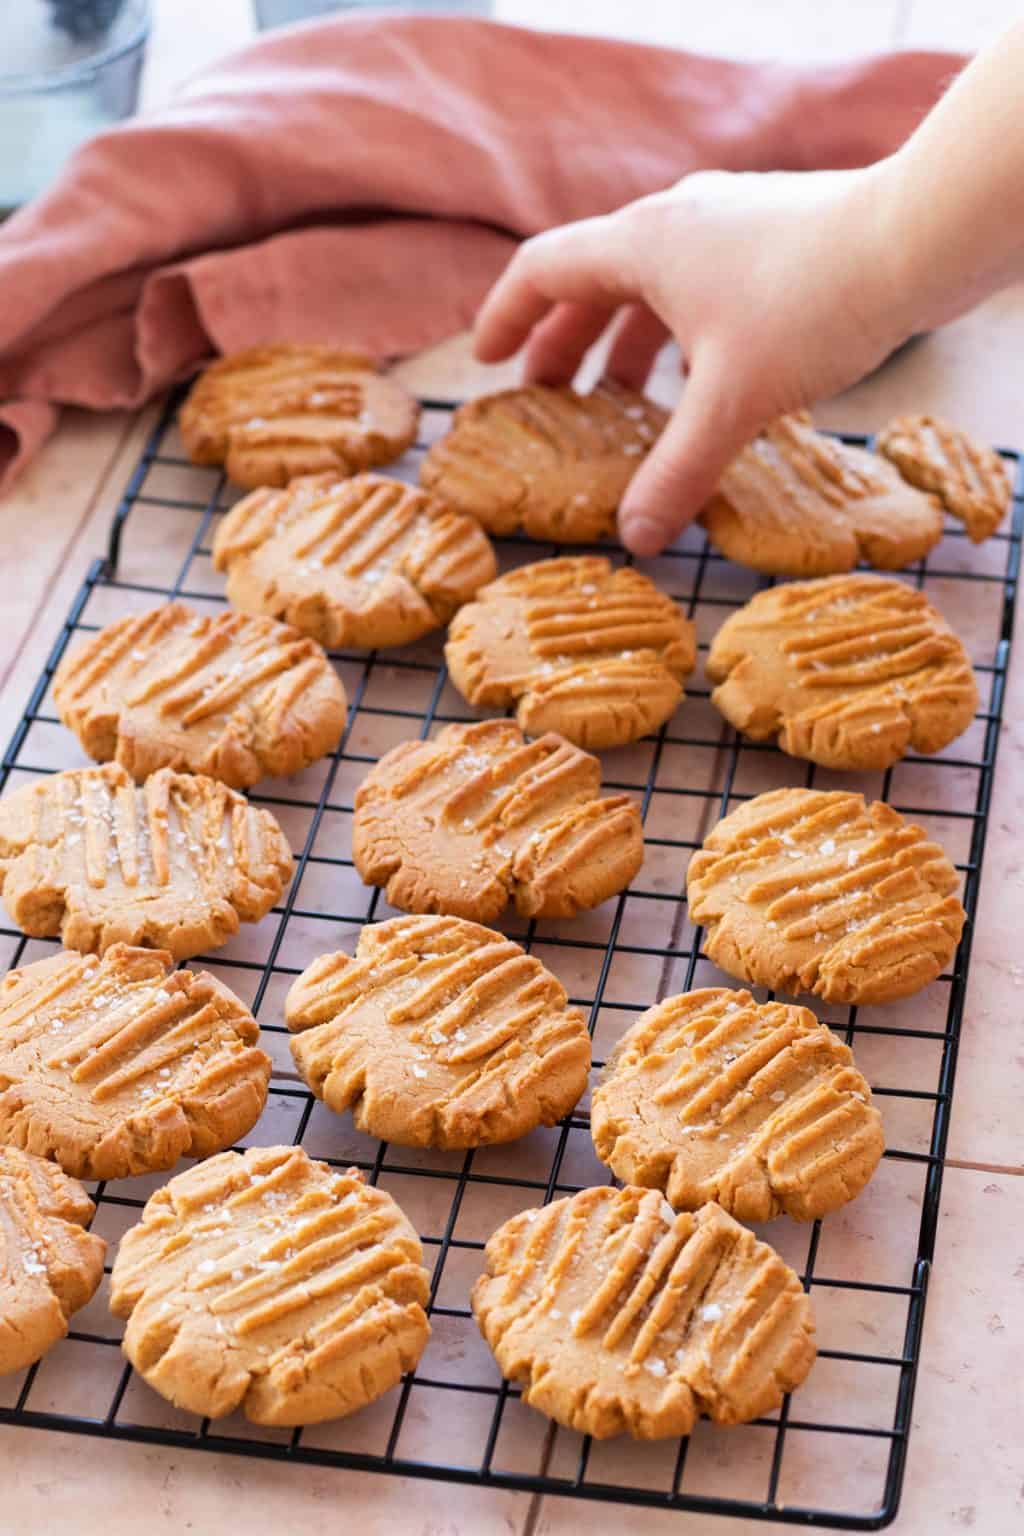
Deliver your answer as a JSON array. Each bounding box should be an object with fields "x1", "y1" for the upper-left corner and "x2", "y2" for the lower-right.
[
  {"x1": 0, "y1": 1145, "x2": 106, "y2": 1375},
  {"x1": 353, "y1": 719, "x2": 644, "y2": 922},
  {"x1": 179, "y1": 344, "x2": 420, "y2": 489},
  {"x1": 212, "y1": 472, "x2": 496, "y2": 649},
  {"x1": 0, "y1": 763, "x2": 293, "y2": 959},
  {"x1": 687, "y1": 788, "x2": 965, "y2": 1005},
  {"x1": 472, "y1": 1186, "x2": 816, "y2": 1440},
  {"x1": 53, "y1": 602, "x2": 346, "y2": 788},
  {"x1": 419, "y1": 381, "x2": 667, "y2": 542},
  {"x1": 109, "y1": 1146, "x2": 431, "y2": 1426},
  {"x1": 707, "y1": 574, "x2": 978, "y2": 771},
  {"x1": 286, "y1": 914, "x2": 591, "y2": 1149},
  {"x1": 445, "y1": 558, "x2": 696, "y2": 750},
  {"x1": 591, "y1": 988, "x2": 884, "y2": 1223},
  {"x1": 700, "y1": 411, "x2": 944, "y2": 577},
  {"x1": 0, "y1": 944, "x2": 270, "y2": 1180},
  {"x1": 876, "y1": 413, "x2": 1011, "y2": 542}
]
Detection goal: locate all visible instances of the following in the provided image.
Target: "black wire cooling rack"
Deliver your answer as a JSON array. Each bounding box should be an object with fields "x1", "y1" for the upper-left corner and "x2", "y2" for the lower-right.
[{"x1": 0, "y1": 390, "x2": 1020, "y2": 1531}]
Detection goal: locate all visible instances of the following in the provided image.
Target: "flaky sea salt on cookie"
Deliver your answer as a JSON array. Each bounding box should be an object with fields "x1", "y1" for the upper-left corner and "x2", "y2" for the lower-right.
[
  {"x1": 706, "y1": 573, "x2": 978, "y2": 771},
  {"x1": 687, "y1": 788, "x2": 965, "y2": 1005},
  {"x1": 0, "y1": 944, "x2": 270, "y2": 1181},
  {"x1": 445, "y1": 557, "x2": 695, "y2": 750},
  {"x1": 109, "y1": 1147, "x2": 430, "y2": 1425},
  {"x1": 0, "y1": 1146, "x2": 105, "y2": 1375},
  {"x1": 180, "y1": 344, "x2": 419, "y2": 489},
  {"x1": 591, "y1": 988, "x2": 884, "y2": 1223},
  {"x1": 353, "y1": 719, "x2": 643, "y2": 921},
  {"x1": 472, "y1": 1186, "x2": 816, "y2": 1439},
  {"x1": 212, "y1": 472, "x2": 496, "y2": 649},
  {"x1": 419, "y1": 380, "x2": 666, "y2": 541},
  {"x1": 700, "y1": 411, "x2": 943, "y2": 576},
  {"x1": 0, "y1": 763, "x2": 293, "y2": 959},
  {"x1": 54, "y1": 602, "x2": 346, "y2": 789},
  {"x1": 286, "y1": 914, "x2": 590, "y2": 1148},
  {"x1": 875, "y1": 413, "x2": 1012, "y2": 542}
]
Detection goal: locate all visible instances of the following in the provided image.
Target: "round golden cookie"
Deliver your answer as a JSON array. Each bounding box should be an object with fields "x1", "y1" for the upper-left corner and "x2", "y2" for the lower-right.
[
  {"x1": 706, "y1": 574, "x2": 978, "y2": 771},
  {"x1": 445, "y1": 557, "x2": 695, "y2": 750},
  {"x1": 591, "y1": 988, "x2": 884, "y2": 1223},
  {"x1": 179, "y1": 344, "x2": 419, "y2": 489},
  {"x1": 212, "y1": 472, "x2": 496, "y2": 649},
  {"x1": 108, "y1": 1147, "x2": 430, "y2": 1425},
  {"x1": 352, "y1": 720, "x2": 643, "y2": 922},
  {"x1": 418, "y1": 381, "x2": 667, "y2": 541},
  {"x1": 686, "y1": 788, "x2": 965, "y2": 1005},
  {"x1": 286, "y1": 914, "x2": 591, "y2": 1149},
  {"x1": 0, "y1": 763, "x2": 293, "y2": 960},
  {"x1": 0, "y1": 1146, "x2": 106, "y2": 1375},
  {"x1": 0, "y1": 943, "x2": 271, "y2": 1181},
  {"x1": 53, "y1": 602, "x2": 347, "y2": 790},
  {"x1": 700, "y1": 412, "x2": 943, "y2": 576},
  {"x1": 875, "y1": 413, "x2": 1012, "y2": 543},
  {"x1": 472, "y1": 1185, "x2": 816, "y2": 1439}
]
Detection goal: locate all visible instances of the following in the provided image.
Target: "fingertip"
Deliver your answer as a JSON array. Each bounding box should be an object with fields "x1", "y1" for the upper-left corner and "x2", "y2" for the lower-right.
[{"x1": 619, "y1": 512, "x2": 669, "y2": 558}]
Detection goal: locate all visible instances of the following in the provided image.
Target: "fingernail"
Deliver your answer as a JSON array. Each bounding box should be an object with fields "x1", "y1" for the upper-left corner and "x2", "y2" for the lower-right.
[{"x1": 621, "y1": 515, "x2": 664, "y2": 557}]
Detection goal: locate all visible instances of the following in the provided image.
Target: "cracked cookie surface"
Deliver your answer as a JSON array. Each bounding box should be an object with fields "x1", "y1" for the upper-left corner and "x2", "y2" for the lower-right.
[
  {"x1": 0, "y1": 1145, "x2": 105, "y2": 1374},
  {"x1": 352, "y1": 720, "x2": 643, "y2": 921},
  {"x1": 212, "y1": 472, "x2": 496, "y2": 649},
  {"x1": 0, "y1": 944, "x2": 270, "y2": 1181},
  {"x1": 109, "y1": 1146, "x2": 430, "y2": 1425},
  {"x1": 706, "y1": 574, "x2": 978, "y2": 771},
  {"x1": 445, "y1": 558, "x2": 695, "y2": 750},
  {"x1": 418, "y1": 381, "x2": 666, "y2": 541},
  {"x1": 875, "y1": 413, "x2": 1011, "y2": 542},
  {"x1": 472, "y1": 1185, "x2": 816, "y2": 1438},
  {"x1": 180, "y1": 345, "x2": 419, "y2": 489},
  {"x1": 286, "y1": 914, "x2": 590, "y2": 1149},
  {"x1": 54, "y1": 602, "x2": 346, "y2": 789},
  {"x1": 0, "y1": 763, "x2": 293, "y2": 959},
  {"x1": 687, "y1": 788, "x2": 965, "y2": 1005},
  {"x1": 591, "y1": 988, "x2": 883, "y2": 1223},
  {"x1": 700, "y1": 412, "x2": 943, "y2": 576}
]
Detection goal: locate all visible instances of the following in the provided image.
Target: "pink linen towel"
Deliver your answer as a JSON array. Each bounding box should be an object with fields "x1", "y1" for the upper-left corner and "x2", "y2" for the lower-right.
[{"x1": 0, "y1": 13, "x2": 964, "y2": 489}]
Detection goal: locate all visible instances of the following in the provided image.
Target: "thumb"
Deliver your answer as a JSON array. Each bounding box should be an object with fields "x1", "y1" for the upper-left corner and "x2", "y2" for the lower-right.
[{"x1": 618, "y1": 359, "x2": 754, "y2": 558}]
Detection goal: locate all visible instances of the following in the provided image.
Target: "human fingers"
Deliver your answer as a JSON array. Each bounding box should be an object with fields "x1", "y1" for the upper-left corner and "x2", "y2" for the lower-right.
[
  {"x1": 473, "y1": 216, "x2": 638, "y2": 363},
  {"x1": 522, "y1": 300, "x2": 617, "y2": 384},
  {"x1": 603, "y1": 303, "x2": 671, "y2": 391},
  {"x1": 618, "y1": 356, "x2": 755, "y2": 556}
]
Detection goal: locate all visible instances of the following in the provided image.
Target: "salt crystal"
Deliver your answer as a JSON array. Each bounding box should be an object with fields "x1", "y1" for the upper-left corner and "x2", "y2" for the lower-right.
[
  {"x1": 701, "y1": 1303, "x2": 723, "y2": 1322},
  {"x1": 412, "y1": 1065, "x2": 428, "y2": 1079},
  {"x1": 429, "y1": 1029, "x2": 445, "y2": 1044},
  {"x1": 770, "y1": 1089, "x2": 786, "y2": 1103},
  {"x1": 871, "y1": 723, "x2": 882, "y2": 734},
  {"x1": 819, "y1": 838, "x2": 836, "y2": 857},
  {"x1": 198, "y1": 1259, "x2": 216, "y2": 1274},
  {"x1": 846, "y1": 849, "x2": 859, "y2": 868},
  {"x1": 549, "y1": 1307, "x2": 562, "y2": 1319},
  {"x1": 231, "y1": 1268, "x2": 245, "y2": 1281},
  {"x1": 767, "y1": 920, "x2": 778, "y2": 930},
  {"x1": 454, "y1": 1028, "x2": 467, "y2": 1042},
  {"x1": 645, "y1": 1357, "x2": 667, "y2": 1377},
  {"x1": 660, "y1": 1200, "x2": 676, "y2": 1225},
  {"x1": 569, "y1": 1308, "x2": 583, "y2": 1330}
]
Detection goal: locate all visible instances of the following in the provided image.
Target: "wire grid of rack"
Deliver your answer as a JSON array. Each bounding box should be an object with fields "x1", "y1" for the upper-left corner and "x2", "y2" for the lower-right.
[{"x1": 0, "y1": 389, "x2": 1019, "y2": 1531}]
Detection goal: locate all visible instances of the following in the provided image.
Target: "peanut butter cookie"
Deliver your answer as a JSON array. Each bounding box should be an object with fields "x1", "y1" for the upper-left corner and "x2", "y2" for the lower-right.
[
  {"x1": 286, "y1": 915, "x2": 590, "y2": 1148},
  {"x1": 212, "y1": 472, "x2": 496, "y2": 649},
  {"x1": 0, "y1": 764, "x2": 293, "y2": 959},
  {"x1": 418, "y1": 381, "x2": 666, "y2": 542},
  {"x1": 687, "y1": 788, "x2": 965, "y2": 1004},
  {"x1": 353, "y1": 720, "x2": 643, "y2": 921},
  {"x1": 472, "y1": 1186, "x2": 816, "y2": 1439},
  {"x1": 875, "y1": 413, "x2": 1012, "y2": 542},
  {"x1": 180, "y1": 345, "x2": 419, "y2": 489},
  {"x1": 54, "y1": 602, "x2": 346, "y2": 789},
  {"x1": 0, "y1": 1146, "x2": 105, "y2": 1375},
  {"x1": 706, "y1": 574, "x2": 978, "y2": 771},
  {"x1": 700, "y1": 412, "x2": 943, "y2": 576},
  {"x1": 591, "y1": 988, "x2": 883, "y2": 1223},
  {"x1": 0, "y1": 944, "x2": 270, "y2": 1181},
  {"x1": 109, "y1": 1147, "x2": 430, "y2": 1425},
  {"x1": 445, "y1": 558, "x2": 695, "y2": 750}
]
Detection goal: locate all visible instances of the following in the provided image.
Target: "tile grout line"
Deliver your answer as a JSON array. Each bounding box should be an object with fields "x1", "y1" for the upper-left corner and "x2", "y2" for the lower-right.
[{"x1": 945, "y1": 1157, "x2": 1024, "y2": 1177}]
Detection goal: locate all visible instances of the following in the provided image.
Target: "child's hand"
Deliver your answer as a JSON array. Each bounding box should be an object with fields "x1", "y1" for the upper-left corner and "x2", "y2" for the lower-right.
[{"x1": 474, "y1": 165, "x2": 912, "y2": 555}]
